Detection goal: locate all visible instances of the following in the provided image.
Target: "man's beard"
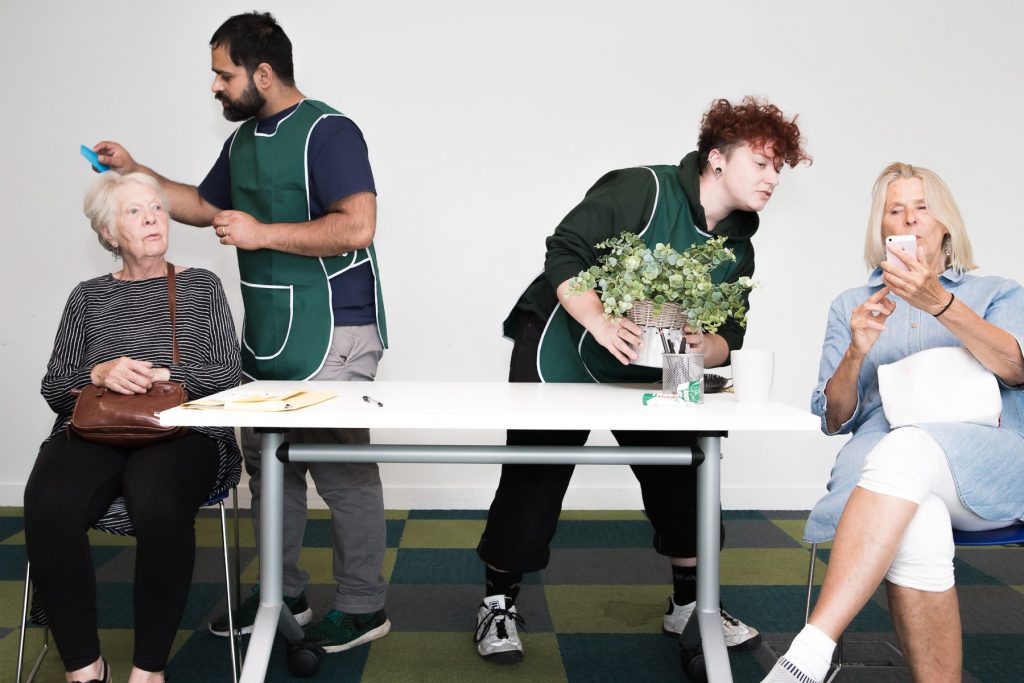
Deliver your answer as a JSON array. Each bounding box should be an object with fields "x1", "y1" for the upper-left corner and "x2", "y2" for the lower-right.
[{"x1": 217, "y1": 79, "x2": 265, "y2": 122}]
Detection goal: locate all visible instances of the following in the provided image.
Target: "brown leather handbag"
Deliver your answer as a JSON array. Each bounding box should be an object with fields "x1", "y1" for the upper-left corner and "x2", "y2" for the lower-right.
[{"x1": 68, "y1": 263, "x2": 189, "y2": 447}]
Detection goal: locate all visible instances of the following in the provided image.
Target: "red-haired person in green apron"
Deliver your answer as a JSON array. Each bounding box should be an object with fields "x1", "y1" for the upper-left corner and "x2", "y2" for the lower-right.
[
  {"x1": 472, "y1": 98, "x2": 811, "y2": 664},
  {"x1": 93, "y1": 11, "x2": 391, "y2": 654}
]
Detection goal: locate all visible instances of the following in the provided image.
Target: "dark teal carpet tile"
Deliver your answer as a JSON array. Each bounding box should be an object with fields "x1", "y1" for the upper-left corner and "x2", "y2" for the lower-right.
[
  {"x1": 953, "y1": 556, "x2": 1004, "y2": 586},
  {"x1": 190, "y1": 547, "x2": 256, "y2": 583},
  {"x1": 957, "y1": 586, "x2": 1024, "y2": 633},
  {"x1": 92, "y1": 583, "x2": 135, "y2": 628},
  {"x1": 717, "y1": 585, "x2": 894, "y2": 634},
  {"x1": 90, "y1": 546, "x2": 127, "y2": 572},
  {"x1": 557, "y1": 633, "x2": 685, "y2": 683},
  {"x1": 164, "y1": 631, "x2": 239, "y2": 682},
  {"x1": 385, "y1": 583, "x2": 555, "y2": 632},
  {"x1": 722, "y1": 520, "x2": 803, "y2": 549},
  {"x1": 88, "y1": 578, "x2": 222, "y2": 630},
  {"x1": 0, "y1": 516, "x2": 24, "y2": 540},
  {"x1": 408, "y1": 509, "x2": 489, "y2": 520},
  {"x1": 0, "y1": 545, "x2": 28, "y2": 580},
  {"x1": 300, "y1": 518, "x2": 405, "y2": 548},
  {"x1": 762, "y1": 510, "x2": 812, "y2": 520},
  {"x1": 542, "y1": 548, "x2": 667, "y2": 584},
  {"x1": 549, "y1": 520, "x2": 652, "y2": 548},
  {"x1": 722, "y1": 510, "x2": 768, "y2": 521},
  {"x1": 88, "y1": 547, "x2": 144, "y2": 581},
  {"x1": 169, "y1": 630, "x2": 369, "y2": 682},
  {"x1": 963, "y1": 634, "x2": 1024, "y2": 683},
  {"x1": 386, "y1": 519, "x2": 405, "y2": 547},
  {"x1": 389, "y1": 548, "x2": 540, "y2": 585},
  {"x1": 956, "y1": 547, "x2": 1024, "y2": 586},
  {"x1": 180, "y1": 583, "x2": 236, "y2": 629}
]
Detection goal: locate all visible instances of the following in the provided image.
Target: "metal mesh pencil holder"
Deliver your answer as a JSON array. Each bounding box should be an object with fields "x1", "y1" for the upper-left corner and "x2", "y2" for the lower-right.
[{"x1": 663, "y1": 353, "x2": 704, "y2": 404}]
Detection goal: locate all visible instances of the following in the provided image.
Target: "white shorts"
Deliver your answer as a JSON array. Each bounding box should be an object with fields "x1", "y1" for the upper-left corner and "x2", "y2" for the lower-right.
[{"x1": 856, "y1": 427, "x2": 1013, "y2": 591}]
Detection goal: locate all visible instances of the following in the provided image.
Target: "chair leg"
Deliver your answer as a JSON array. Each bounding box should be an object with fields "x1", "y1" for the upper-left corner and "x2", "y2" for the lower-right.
[
  {"x1": 805, "y1": 543, "x2": 844, "y2": 682},
  {"x1": 219, "y1": 499, "x2": 239, "y2": 683},
  {"x1": 231, "y1": 486, "x2": 244, "y2": 664},
  {"x1": 232, "y1": 487, "x2": 241, "y2": 612},
  {"x1": 17, "y1": 561, "x2": 49, "y2": 683},
  {"x1": 217, "y1": 497, "x2": 238, "y2": 683},
  {"x1": 804, "y1": 543, "x2": 817, "y2": 624}
]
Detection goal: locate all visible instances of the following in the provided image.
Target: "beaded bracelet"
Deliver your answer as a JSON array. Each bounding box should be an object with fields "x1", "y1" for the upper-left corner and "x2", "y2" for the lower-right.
[{"x1": 933, "y1": 292, "x2": 955, "y2": 317}]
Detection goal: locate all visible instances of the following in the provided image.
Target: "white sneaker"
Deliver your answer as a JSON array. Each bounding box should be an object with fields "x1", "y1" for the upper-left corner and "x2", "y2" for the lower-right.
[
  {"x1": 662, "y1": 596, "x2": 762, "y2": 650},
  {"x1": 475, "y1": 594, "x2": 524, "y2": 663}
]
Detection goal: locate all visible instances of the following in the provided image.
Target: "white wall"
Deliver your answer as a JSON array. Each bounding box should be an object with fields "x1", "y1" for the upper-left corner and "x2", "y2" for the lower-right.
[{"x1": 2, "y1": 1, "x2": 1022, "y2": 509}]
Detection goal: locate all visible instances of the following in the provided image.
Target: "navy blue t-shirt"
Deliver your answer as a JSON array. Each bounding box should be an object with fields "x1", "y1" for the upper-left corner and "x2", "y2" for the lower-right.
[{"x1": 198, "y1": 103, "x2": 378, "y2": 326}]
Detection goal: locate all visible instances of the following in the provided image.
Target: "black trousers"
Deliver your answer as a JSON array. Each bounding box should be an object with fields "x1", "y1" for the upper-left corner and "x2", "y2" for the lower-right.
[
  {"x1": 24, "y1": 432, "x2": 219, "y2": 672},
  {"x1": 477, "y1": 313, "x2": 719, "y2": 573}
]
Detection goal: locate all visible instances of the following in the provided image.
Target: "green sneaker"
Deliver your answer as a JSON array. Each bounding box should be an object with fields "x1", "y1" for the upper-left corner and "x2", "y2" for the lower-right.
[
  {"x1": 303, "y1": 608, "x2": 391, "y2": 653},
  {"x1": 209, "y1": 588, "x2": 313, "y2": 637}
]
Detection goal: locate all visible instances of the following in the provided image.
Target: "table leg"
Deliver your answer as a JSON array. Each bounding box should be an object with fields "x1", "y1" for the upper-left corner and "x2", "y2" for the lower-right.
[
  {"x1": 239, "y1": 431, "x2": 304, "y2": 683},
  {"x1": 694, "y1": 435, "x2": 732, "y2": 682}
]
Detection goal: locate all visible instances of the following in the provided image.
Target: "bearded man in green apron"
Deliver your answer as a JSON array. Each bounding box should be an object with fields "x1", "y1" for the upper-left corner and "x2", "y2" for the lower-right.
[
  {"x1": 94, "y1": 11, "x2": 391, "y2": 652},
  {"x1": 472, "y1": 98, "x2": 811, "y2": 664}
]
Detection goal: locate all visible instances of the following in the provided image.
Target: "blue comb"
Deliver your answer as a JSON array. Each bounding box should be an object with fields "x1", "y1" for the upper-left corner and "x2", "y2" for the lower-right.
[{"x1": 80, "y1": 145, "x2": 110, "y2": 172}]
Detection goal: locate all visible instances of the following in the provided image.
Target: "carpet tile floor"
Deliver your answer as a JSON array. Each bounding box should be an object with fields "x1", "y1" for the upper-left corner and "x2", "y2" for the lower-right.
[{"x1": 2, "y1": 507, "x2": 1022, "y2": 682}]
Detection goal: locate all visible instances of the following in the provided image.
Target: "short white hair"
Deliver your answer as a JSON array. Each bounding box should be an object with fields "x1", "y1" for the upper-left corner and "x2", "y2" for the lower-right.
[
  {"x1": 863, "y1": 162, "x2": 976, "y2": 273},
  {"x1": 82, "y1": 171, "x2": 169, "y2": 258}
]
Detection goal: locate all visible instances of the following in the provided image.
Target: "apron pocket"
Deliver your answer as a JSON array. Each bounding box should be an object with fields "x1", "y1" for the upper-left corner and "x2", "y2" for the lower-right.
[{"x1": 240, "y1": 281, "x2": 294, "y2": 359}]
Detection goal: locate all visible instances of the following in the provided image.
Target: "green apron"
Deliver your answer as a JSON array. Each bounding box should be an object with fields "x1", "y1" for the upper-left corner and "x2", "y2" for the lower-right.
[
  {"x1": 537, "y1": 165, "x2": 749, "y2": 383},
  {"x1": 230, "y1": 99, "x2": 387, "y2": 380}
]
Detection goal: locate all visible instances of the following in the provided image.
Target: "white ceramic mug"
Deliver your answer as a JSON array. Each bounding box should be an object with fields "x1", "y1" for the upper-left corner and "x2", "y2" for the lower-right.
[{"x1": 730, "y1": 350, "x2": 774, "y2": 404}]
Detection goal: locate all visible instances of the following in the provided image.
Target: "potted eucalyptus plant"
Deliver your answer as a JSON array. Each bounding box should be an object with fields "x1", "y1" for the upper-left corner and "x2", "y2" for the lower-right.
[{"x1": 565, "y1": 232, "x2": 755, "y2": 368}]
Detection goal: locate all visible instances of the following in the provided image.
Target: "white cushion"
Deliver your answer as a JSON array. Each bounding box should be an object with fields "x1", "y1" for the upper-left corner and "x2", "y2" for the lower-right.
[{"x1": 877, "y1": 346, "x2": 1001, "y2": 427}]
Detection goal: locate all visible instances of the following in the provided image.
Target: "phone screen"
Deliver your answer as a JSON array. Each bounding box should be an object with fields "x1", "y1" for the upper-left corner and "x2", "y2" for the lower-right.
[{"x1": 885, "y1": 236, "x2": 916, "y2": 272}]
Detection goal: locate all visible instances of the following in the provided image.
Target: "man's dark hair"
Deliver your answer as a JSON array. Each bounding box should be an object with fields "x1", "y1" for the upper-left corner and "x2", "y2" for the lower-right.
[{"x1": 210, "y1": 12, "x2": 295, "y2": 87}]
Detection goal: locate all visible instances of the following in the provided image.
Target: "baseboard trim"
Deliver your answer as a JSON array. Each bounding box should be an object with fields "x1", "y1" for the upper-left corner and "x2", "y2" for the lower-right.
[{"x1": 0, "y1": 481, "x2": 826, "y2": 510}]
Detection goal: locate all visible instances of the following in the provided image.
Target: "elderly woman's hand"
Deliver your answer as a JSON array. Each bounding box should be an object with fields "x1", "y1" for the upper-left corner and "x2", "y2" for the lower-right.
[
  {"x1": 881, "y1": 241, "x2": 950, "y2": 314},
  {"x1": 850, "y1": 287, "x2": 896, "y2": 357},
  {"x1": 90, "y1": 357, "x2": 162, "y2": 395}
]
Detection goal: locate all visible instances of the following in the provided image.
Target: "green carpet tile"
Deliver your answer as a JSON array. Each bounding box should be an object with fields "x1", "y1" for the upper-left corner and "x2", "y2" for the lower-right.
[{"x1": 2, "y1": 507, "x2": 1022, "y2": 682}]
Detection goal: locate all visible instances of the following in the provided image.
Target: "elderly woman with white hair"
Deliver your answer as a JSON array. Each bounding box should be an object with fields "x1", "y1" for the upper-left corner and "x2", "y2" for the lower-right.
[
  {"x1": 763, "y1": 162, "x2": 1024, "y2": 683},
  {"x1": 23, "y1": 171, "x2": 240, "y2": 683}
]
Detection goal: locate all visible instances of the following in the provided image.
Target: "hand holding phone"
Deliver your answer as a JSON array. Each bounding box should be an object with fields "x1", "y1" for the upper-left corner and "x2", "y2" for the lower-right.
[{"x1": 885, "y1": 234, "x2": 917, "y2": 272}]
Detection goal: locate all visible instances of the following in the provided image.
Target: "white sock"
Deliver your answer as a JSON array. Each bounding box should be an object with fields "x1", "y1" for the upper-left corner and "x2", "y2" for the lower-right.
[{"x1": 782, "y1": 624, "x2": 836, "y2": 682}]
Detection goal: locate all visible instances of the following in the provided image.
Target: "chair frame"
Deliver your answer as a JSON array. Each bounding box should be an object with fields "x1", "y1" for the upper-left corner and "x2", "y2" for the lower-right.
[
  {"x1": 15, "y1": 488, "x2": 244, "y2": 683},
  {"x1": 803, "y1": 521, "x2": 1024, "y2": 680},
  {"x1": 803, "y1": 543, "x2": 905, "y2": 682}
]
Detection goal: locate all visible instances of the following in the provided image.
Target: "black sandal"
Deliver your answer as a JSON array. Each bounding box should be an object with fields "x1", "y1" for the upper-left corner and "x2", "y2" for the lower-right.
[{"x1": 71, "y1": 657, "x2": 110, "y2": 683}]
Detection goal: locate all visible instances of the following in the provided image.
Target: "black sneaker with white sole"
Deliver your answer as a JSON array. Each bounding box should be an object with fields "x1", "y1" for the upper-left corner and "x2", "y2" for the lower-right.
[{"x1": 209, "y1": 588, "x2": 313, "y2": 637}]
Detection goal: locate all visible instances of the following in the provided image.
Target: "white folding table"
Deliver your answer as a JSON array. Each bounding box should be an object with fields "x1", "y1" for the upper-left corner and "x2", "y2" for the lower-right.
[{"x1": 161, "y1": 380, "x2": 818, "y2": 682}]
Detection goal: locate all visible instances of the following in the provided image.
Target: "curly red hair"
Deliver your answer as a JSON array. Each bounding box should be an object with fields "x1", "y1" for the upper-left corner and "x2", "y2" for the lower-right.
[{"x1": 697, "y1": 96, "x2": 811, "y2": 171}]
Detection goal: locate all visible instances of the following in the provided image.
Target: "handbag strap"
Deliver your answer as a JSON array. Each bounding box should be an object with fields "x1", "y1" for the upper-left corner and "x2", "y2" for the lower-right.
[{"x1": 167, "y1": 262, "x2": 179, "y2": 365}]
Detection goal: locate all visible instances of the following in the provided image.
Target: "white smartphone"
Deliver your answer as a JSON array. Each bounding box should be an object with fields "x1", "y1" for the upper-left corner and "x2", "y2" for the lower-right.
[{"x1": 885, "y1": 234, "x2": 917, "y2": 272}]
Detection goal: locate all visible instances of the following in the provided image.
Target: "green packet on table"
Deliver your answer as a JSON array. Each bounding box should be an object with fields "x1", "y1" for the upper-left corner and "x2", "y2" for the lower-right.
[{"x1": 184, "y1": 389, "x2": 335, "y2": 412}]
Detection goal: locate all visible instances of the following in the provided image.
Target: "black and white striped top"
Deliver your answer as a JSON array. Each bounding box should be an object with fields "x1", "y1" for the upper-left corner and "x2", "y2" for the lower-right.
[{"x1": 41, "y1": 267, "x2": 242, "y2": 494}]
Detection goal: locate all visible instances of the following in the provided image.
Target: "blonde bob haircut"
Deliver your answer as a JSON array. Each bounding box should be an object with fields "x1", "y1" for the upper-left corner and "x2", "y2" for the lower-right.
[
  {"x1": 863, "y1": 162, "x2": 976, "y2": 274},
  {"x1": 83, "y1": 171, "x2": 169, "y2": 259}
]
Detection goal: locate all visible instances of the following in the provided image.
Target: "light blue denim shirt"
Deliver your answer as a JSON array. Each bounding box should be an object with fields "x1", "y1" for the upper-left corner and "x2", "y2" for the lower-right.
[{"x1": 804, "y1": 268, "x2": 1024, "y2": 543}]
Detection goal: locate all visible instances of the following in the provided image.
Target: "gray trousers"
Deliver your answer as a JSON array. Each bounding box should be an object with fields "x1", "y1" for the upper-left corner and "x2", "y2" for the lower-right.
[{"x1": 242, "y1": 324, "x2": 387, "y2": 613}]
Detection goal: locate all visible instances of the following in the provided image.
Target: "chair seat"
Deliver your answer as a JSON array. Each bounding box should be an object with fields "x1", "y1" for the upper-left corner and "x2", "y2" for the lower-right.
[{"x1": 952, "y1": 522, "x2": 1024, "y2": 546}]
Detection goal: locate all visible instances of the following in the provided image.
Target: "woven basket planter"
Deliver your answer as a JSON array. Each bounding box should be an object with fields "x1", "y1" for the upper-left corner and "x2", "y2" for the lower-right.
[{"x1": 625, "y1": 301, "x2": 687, "y2": 329}]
